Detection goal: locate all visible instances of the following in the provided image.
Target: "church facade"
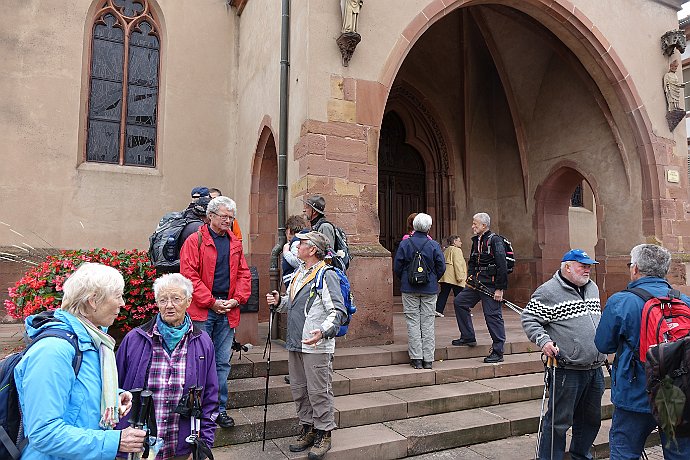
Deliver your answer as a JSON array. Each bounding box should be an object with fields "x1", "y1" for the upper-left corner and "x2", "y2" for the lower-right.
[{"x1": 2, "y1": 0, "x2": 690, "y2": 345}]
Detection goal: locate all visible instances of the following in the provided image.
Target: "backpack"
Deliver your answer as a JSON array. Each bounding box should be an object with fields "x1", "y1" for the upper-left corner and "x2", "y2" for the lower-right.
[
  {"x1": 407, "y1": 239, "x2": 430, "y2": 285},
  {"x1": 627, "y1": 287, "x2": 690, "y2": 440},
  {"x1": 313, "y1": 220, "x2": 352, "y2": 272},
  {"x1": 0, "y1": 313, "x2": 82, "y2": 460},
  {"x1": 485, "y1": 233, "x2": 515, "y2": 274},
  {"x1": 148, "y1": 211, "x2": 201, "y2": 272},
  {"x1": 314, "y1": 266, "x2": 357, "y2": 337}
]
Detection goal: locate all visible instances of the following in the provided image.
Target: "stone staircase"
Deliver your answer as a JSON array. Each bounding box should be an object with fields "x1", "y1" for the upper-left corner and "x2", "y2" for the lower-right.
[{"x1": 210, "y1": 313, "x2": 655, "y2": 459}]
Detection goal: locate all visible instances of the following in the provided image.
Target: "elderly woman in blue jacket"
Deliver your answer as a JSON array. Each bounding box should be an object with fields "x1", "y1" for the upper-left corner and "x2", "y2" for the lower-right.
[
  {"x1": 14, "y1": 263, "x2": 146, "y2": 460},
  {"x1": 116, "y1": 273, "x2": 218, "y2": 460},
  {"x1": 394, "y1": 213, "x2": 446, "y2": 370}
]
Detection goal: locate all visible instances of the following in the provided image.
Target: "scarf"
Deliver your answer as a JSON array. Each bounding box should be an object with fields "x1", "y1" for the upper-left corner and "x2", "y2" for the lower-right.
[
  {"x1": 76, "y1": 315, "x2": 119, "y2": 429},
  {"x1": 156, "y1": 313, "x2": 191, "y2": 354}
]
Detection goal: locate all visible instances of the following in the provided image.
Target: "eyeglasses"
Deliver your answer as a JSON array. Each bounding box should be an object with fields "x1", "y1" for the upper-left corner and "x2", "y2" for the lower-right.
[
  {"x1": 211, "y1": 211, "x2": 235, "y2": 222},
  {"x1": 157, "y1": 296, "x2": 186, "y2": 307},
  {"x1": 627, "y1": 262, "x2": 634, "y2": 268}
]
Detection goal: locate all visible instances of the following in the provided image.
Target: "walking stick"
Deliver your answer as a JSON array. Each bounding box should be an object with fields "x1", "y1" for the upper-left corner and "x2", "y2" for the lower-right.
[
  {"x1": 549, "y1": 354, "x2": 557, "y2": 460},
  {"x1": 262, "y1": 306, "x2": 275, "y2": 451},
  {"x1": 534, "y1": 355, "x2": 550, "y2": 460},
  {"x1": 466, "y1": 278, "x2": 524, "y2": 315}
]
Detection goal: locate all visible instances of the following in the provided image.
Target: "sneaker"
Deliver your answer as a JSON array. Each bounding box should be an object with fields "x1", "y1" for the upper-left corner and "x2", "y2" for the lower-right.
[
  {"x1": 422, "y1": 361, "x2": 433, "y2": 369},
  {"x1": 484, "y1": 350, "x2": 504, "y2": 363},
  {"x1": 308, "y1": 429, "x2": 332, "y2": 460},
  {"x1": 451, "y1": 338, "x2": 477, "y2": 347},
  {"x1": 435, "y1": 311, "x2": 445, "y2": 317},
  {"x1": 289, "y1": 424, "x2": 315, "y2": 452},
  {"x1": 216, "y1": 411, "x2": 235, "y2": 428}
]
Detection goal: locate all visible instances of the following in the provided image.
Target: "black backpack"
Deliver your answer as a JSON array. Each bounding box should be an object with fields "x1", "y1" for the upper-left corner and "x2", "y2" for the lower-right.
[
  {"x1": 313, "y1": 220, "x2": 352, "y2": 272},
  {"x1": 407, "y1": 239, "x2": 430, "y2": 285},
  {"x1": 485, "y1": 233, "x2": 515, "y2": 274},
  {"x1": 148, "y1": 211, "x2": 201, "y2": 272},
  {"x1": 0, "y1": 312, "x2": 82, "y2": 460}
]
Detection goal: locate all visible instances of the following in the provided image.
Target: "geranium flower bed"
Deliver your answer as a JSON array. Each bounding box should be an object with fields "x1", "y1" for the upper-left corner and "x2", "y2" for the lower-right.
[{"x1": 4, "y1": 248, "x2": 157, "y2": 335}]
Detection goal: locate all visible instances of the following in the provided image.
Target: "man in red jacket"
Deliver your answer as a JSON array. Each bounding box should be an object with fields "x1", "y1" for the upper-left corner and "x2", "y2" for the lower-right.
[{"x1": 180, "y1": 196, "x2": 251, "y2": 428}]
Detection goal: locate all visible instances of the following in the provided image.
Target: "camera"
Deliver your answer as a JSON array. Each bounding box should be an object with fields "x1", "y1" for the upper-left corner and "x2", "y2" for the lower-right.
[{"x1": 232, "y1": 338, "x2": 248, "y2": 353}]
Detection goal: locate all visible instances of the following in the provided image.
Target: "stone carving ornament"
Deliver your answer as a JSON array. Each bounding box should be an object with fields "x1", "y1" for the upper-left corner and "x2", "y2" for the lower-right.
[{"x1": 337, "y1": 0, "x2": 363, "y2": 66}]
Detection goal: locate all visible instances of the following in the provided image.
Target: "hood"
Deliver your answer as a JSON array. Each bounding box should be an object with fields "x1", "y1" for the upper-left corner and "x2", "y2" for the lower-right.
[{"x1": 24, "y1": 309, "x2": 93, "y2": 350}]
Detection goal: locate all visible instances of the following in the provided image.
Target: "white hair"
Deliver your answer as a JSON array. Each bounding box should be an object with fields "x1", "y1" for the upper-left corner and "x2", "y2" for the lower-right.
[
  {"x1": 153, "y1": 273, "x2": 193, "y2": 299},
  {"x1": 473, "y1": 212, "x2": 491, "y2": 227},
  {"x1": 207, "y1": 196, "x2": 237, "y2": 217},
  {"x1": 413, "y1": 213, "x2": 433, "y2": 233},
  {"x1": 61, "y1": 263, "x2": 125, "y2": 317}
]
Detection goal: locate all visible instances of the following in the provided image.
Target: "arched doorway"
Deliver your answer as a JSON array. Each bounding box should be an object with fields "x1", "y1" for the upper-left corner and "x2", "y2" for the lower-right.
[
  {"x1": 378, "y1": 112, "x2": 427, "y2": 295},
  {"x1": 249, "y1": 126, "x2": 278, "y2": 323}
]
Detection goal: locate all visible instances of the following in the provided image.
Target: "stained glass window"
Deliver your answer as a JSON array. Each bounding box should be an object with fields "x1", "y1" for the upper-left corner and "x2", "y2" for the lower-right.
[{"x1": 86, "y1": 0, "x2": 160, "y2": 167}]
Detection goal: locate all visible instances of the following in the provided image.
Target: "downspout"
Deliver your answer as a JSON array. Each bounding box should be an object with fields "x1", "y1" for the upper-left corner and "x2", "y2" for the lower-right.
[{"x1": 269, "y1": 0, "x2": 290, "y2": 293}]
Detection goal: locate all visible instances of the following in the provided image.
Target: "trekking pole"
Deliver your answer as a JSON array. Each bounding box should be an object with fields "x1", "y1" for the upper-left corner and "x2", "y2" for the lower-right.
[
  {"x1": 534, "y1": 354, "x2": 550, "y2": 460},
  {"x1": 549, "y1": 353, "x2": 557, "y2": 460},
  {"x1": 262, "y1": 305, "x2": 276, "y2": 451},
  {"x1": 467, "y1": 279, "x2": 524, "y2": 315}
]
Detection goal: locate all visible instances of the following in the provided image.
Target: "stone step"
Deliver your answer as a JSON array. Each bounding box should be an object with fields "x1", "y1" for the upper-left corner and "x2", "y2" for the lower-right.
[
  {"x1": 215, "y1": 372, "x2": 608, "y2": 447},
  {"x1": 230, "y1": 339, "x2": 537, "y2": 379},
  {"x1": 229, "y1": 349, "x2": 544, "y2": 408},
  {"x1": 212, "y1": 390, "x2": 614, "y2": 458}
]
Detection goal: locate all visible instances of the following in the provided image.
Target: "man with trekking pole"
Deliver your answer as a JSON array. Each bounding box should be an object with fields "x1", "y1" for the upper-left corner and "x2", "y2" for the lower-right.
[
  {"x1": 521, "y1": 249, "x2": 606, "y2": 460},
  {"x1": 266, "y1": 231, "x2": 347, "y2": 460},
  {"x1": 595, "y1": 244, "x2": 690, "y2": 459}
]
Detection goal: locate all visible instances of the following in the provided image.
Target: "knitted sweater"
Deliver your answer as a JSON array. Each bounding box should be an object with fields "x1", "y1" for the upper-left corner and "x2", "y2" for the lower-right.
[{"x1": 521, "y1": 271, "x2": 605, "y2": 369}]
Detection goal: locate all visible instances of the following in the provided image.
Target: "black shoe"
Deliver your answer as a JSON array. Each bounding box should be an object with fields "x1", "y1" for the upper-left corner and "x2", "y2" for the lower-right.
[
  {"x1": 410, "y1": 359, "x2": 423, "y2": 369},
  {"x1": 483, "y1": 350, "x2": 504, "y2": 363},
  {"x1": 284, "y1": 375, "x2": 290, "y2": 384},
  {"x1": 451, "y1": 338, "x2": 477, "y2": 347},
  {"x1": 422, "y1": 361, "x2": 433, "y2": 369},
  {"x1": 216, "y1": 411, "x2": 235, "y2": 428}
]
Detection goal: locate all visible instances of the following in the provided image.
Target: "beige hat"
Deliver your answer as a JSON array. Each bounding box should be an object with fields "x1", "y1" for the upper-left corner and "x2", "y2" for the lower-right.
[{"x1": 296, "y1": 231, "x2": 330, "y2": 254}]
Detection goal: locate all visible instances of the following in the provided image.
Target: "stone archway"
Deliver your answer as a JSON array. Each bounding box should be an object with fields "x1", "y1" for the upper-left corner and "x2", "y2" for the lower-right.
[{"x1": 249, "y1": 124, "x2": 278, "y2": 324}]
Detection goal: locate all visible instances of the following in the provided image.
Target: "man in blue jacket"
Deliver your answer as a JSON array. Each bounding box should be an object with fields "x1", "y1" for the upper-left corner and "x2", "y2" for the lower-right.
[{"x1": 595, "y1": 244, "x2": 690, "y2": 459}]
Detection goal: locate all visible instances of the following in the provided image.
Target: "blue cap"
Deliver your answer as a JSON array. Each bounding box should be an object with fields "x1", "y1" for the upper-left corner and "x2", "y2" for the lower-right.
[
  {"x1": 191, "y1": 186, "x2": 210, "y2": 198},
  {"x1": 561, "y1": 249, "x2": 598, "y2": 265}
]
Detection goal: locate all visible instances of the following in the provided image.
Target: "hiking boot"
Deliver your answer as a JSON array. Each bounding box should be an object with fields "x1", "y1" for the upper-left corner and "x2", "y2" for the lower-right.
[
  {"x1": 484, "y1": 350, "x2": 504, "y2": 363},
  {"x1": 410, "y1": 359, "x2": 423, "y2": 369},
  {"x1": 422, "y1": 361, "x2": 433, "y2": 369},
  {"x1": 216, "y1": 411, "x2": 235, "y2": 428},
  {"x1": 451, "y1": 338, "x2": 477, "y2": 347},
  {"x1": 289, "y1": 424, "x2": 315, "y2": 452},
  {"x1": 308, "y1": 429, "x2": 332, "y2": 460}
]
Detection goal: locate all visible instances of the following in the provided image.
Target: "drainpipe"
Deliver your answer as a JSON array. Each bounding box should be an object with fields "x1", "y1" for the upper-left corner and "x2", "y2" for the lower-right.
[{"x1": 269, "y1": 0, "x2": 290, "y2": 293}]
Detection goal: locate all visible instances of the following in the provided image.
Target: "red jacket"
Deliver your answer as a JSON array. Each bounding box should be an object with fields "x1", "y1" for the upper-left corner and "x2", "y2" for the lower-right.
[{"x1": 180, "y1": 224, "x2": 251, "y2": 327}]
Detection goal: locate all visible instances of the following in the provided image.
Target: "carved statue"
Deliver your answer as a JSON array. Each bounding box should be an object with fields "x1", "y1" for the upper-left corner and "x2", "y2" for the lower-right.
[
  {"x1": 341, "y1": 0, "x2": 363, "y2": 34},
  {"x1": 663, "y1": 60, "x2": 684, "y2": 112}
]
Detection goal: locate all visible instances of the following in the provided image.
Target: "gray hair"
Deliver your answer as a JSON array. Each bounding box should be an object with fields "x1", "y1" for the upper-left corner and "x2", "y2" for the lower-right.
[
  {"x1": 473, "y1": 212, "x2": 491, "y2": 227},
  {"x1": 207, "y1": 196, "x2": 237, "y2": 217},
  {"x1": 630, "y1": 244, "x2": 671, "y2": 279},
  {"x1": 153, "y1": 273, "x2": 193, "y2": 299},
  {"x1": 413, "y1": 213, "x2": 433, "y2": 233},
  {"x1": 61, "y1": 263, "x2": 125, "y2": 317}
]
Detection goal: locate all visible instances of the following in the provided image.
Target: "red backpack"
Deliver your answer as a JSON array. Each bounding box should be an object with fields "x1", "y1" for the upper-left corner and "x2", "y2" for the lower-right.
[{"x1": 629, "y1": 288, "x2": 690, "y2": 362}]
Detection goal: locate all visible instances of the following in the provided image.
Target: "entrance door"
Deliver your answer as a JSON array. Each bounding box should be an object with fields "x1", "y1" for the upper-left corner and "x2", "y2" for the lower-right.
[{"x1": 378, "y1": 112, "x2": 427, "y2": 295}]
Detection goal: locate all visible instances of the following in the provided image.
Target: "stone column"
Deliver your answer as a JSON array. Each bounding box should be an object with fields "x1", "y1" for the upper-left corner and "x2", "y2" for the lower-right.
[{"x1": 290, "y1": 76, "x2": 393, "y2": 346}]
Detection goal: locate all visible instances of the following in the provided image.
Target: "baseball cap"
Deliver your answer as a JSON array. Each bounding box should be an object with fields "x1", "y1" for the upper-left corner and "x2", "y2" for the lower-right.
[
  {"x1": 303, "y1": 195, "x2": 326, "y2": 214},
  {"x1": 191, "y1": 186, "x2": 210, "y2": 198},
  {"x1": 296, "y1": 231, "x2": 330, "y2": 254},
  {"x1": 561, "y1": 249, "x2": 598, "y2": 265}
]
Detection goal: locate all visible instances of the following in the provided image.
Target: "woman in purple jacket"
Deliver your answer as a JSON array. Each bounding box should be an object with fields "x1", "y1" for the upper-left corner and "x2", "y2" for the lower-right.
[{"x1": 116, "y1": 273, "x2": 218, "y2": 460}]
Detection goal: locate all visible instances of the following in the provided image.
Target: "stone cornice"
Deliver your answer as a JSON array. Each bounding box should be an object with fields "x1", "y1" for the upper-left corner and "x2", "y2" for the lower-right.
[{"x1": 650, "y1": 0, "x2": 684, "y2": 11}]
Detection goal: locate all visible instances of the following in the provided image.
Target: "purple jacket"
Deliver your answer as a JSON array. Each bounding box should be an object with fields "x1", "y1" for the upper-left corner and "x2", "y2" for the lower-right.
[{"x1": 115, "y1": 318, "x2": 218, "y2": 456}]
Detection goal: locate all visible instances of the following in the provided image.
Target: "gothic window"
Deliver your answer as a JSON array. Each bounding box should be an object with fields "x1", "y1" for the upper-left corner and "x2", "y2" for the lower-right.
[{"x1": 86, "y1": 0, "x2": 160, "y2": 167}]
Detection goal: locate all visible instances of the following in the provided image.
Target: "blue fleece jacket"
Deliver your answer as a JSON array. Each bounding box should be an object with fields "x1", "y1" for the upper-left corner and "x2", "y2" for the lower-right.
[
  {"x1": 14, "y1": 309, "x2": 121, "y2": 460},
  {"x1": 595, "y1": 276, "x2": 690, "y2": 413}
]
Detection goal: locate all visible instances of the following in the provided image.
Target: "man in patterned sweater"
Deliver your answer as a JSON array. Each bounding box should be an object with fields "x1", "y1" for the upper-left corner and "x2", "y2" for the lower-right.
[{"x1": 521, "y1": 249, "x2": 606, "y2": 460}]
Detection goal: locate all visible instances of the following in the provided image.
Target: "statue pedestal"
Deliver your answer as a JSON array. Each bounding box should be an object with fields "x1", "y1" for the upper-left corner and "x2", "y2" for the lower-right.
[
  {"x1": 666, "y1": 109, "x2": 685, "y2": 131},
  {"x1": 336, "y1": 32, "x2": 361, "y2": 67}
]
